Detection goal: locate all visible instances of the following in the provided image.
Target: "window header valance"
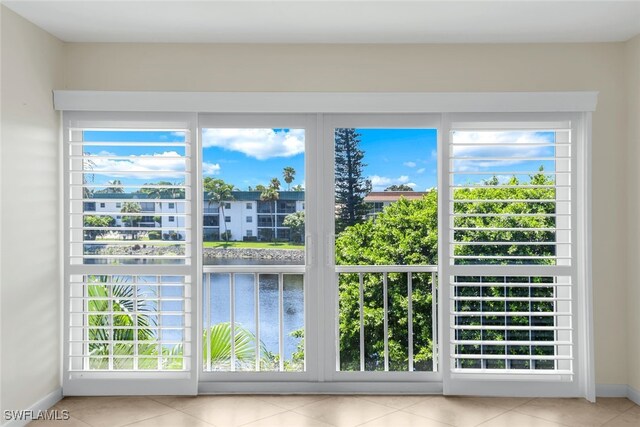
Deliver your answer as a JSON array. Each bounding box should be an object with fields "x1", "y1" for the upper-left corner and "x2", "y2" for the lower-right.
[{"x1": 53, "y1": 91, "x2": 598, "y2": 113}]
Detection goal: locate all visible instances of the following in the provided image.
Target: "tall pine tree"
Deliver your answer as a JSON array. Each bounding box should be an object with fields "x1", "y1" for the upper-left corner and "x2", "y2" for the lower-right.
[{"x1": 334, "y1": 128, "x2": 371, "y2": 232}]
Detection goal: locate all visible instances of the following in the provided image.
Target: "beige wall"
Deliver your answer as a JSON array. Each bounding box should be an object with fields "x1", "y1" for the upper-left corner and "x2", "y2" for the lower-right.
[
  {"x1": 64, "y1": 42, "x2": 630, "y2": 386},
  {"x1": 626, "y1": 34, "x2": 640, "y2": 393},
  {"x1": 0, "y1": 6, "x2": 64, "y2": 417},
  {"x1": 1, "y1": 7, "x2": 638, "y2": 409}
]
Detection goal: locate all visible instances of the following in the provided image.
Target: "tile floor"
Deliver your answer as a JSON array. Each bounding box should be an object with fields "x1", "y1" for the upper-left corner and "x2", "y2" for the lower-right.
[{"x1": 29, "y1": 395, "x2": 639, "y2": 427}]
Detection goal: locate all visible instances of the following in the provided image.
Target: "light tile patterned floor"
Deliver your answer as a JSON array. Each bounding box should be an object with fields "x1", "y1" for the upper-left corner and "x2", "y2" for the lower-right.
[{"x1": 28, "y1": 395, "x2": 639, "y2": 427}]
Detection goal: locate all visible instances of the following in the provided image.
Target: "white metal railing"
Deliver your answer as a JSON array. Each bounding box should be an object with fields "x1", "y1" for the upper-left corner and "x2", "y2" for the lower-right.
[
  {"x1": 202, "y1": 265, "x2": 305, "y2": 373},
  {"x1": 334, "y1": 265, "x2": 438, "y2": 373}
]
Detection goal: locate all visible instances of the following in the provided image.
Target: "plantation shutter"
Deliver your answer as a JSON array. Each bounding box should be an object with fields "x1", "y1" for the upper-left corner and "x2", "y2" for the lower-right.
[
  {"x1": 63, "y1": 112, "x2": 198, "y2": 395},
  {"x1": 442, "y1": 113, "x2": 588, "y2": 397}
]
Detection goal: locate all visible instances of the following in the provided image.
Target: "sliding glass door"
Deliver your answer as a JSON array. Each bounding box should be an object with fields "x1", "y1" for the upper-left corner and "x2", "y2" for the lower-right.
[
  {"x1": 322, "y1": 115, "x2": 442, "y2": 384},
  {"x1": 198, "y1": 114, "x2": 318, "y2": 382},
  {"x1": 62, "y1": 108, "x2": 589, "y2": 397}
]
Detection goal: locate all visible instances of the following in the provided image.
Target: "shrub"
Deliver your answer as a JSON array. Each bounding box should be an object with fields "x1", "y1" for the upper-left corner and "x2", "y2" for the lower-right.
[{"x1": 148, "y1": 231, "x2": 162, "y2": 240}]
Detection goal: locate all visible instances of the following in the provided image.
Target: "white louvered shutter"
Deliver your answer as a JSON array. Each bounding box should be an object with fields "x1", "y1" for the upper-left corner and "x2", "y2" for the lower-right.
[
  {"x1": 64, "y1": 112, "x2": 197, "y2": 394},
  {"x1": 442, "y1": 114, "x2": 585, "y2": 397}
]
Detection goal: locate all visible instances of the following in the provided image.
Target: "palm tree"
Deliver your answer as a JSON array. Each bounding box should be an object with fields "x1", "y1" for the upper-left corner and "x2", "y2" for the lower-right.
[
  {"x1": 203, "y1": 178, "x2": 235, "y2": 243},
  {"x1": 203, "y1": 323, "x2": 271, "y2": 371},
  {"x1": 87, "y1": 276, "x2": 271, "y2": 371},
  {"x1": 282, "y1": 167, "x2": 296, "y2": 191},
  {"x1": 105, "y1": 179, "x2": 125, "y2": 194},
  {"x1": 270, "y1": 178, "x2": 281, "y2": 190},
  {"x1": 260, "y1": 184, "x2": 280, "y2": 242},
  {"x1": 87, "y1": 275, "x2": 157, "y2": 369}
]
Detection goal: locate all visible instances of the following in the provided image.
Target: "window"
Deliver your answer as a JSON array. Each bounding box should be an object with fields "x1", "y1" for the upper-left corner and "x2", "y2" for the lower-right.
[
  {"x1": 64, "y1": 112, "x2": 194, "y2": 389},
  {"x1": 200, "y1": 120, "x2": 308, "y2": 376},
  {"x1": 329, "y1": 120, "x2": 439, "y2": 375},
  {"x1": 60, "y1": 95, "x2": 592, "y2": 397},
  {"x1": 443, "y1": 114, "x2": 583, "y2": 396}
]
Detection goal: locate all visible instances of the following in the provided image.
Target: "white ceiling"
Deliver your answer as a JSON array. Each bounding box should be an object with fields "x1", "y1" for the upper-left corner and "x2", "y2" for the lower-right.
[{"x1": 4, "y1": 1, "x2": 640, "y2": 44}]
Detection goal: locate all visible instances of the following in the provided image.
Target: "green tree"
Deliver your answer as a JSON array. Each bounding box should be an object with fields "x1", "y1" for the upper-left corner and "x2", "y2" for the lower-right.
[
  {"x1": 283, "y1": 211, "x2": 305, "y2": 243},
  {"x1": 385, "y1": 184, "x2": 414, "y2": 191},
  {"x1": 83, "y1": 215, "x2": 116, "y2": 240},
  {"x1": 335, "y1": 168, "x2": 557, "y2": 371},
  {"x1": 291, "y1": 184, "x2": 304, "y2": 191},
  {"x1": 203, "y1": 178, "x2": 235, "y2": 243},
  {"x1": 95, "y1": 179, "x2": 125, "y2": 194},
  {"x1": 336, "y1": 193, "x2": 438, "y2": 371},
  {"x1": 335, "y1": 128, "x2": 371, "y2": 232},
  {"x1": 282, "y1": 166, "x2": 296, "y2": 191},
  {"x1": 120, "y1": 202, "x2": 142, "y2": 239}
]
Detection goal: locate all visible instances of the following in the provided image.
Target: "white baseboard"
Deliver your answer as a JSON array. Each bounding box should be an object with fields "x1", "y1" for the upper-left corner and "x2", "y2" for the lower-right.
[
  {"x1": 628, "y1": 385, "x2": 640, "y2": 406},
  {"x1": 1, "y1": 388, "x2": 62, "y2": 427},
  {"x1": 596, "y1": 384, "x2": 640, "y2": 405},
  {"x1": 596, "y1": 384, "x2": 629, "y2": 397}
]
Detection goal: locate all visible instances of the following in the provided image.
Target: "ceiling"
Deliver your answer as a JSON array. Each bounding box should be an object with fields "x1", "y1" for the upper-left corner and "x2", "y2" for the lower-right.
[{"x1": 4, "y1": 1, "x2": 640, "y2": 44}]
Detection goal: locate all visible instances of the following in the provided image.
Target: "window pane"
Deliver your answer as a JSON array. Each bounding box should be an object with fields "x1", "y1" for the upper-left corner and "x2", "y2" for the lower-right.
[
  {"x1": 334, "y1": 128, "x2": 438, "y2": 373},
  {"x1": 201, "y1": 127, "x2": 306, "y2": 373}
]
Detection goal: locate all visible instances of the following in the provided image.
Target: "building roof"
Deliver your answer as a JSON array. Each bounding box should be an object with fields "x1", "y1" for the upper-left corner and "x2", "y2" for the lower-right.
[
  {"x1": 364, "y1": 191, "x2": 429, "y2": 202},
  {"x1": 89, "y1": 190, "x2": 305, "y2": 201}
]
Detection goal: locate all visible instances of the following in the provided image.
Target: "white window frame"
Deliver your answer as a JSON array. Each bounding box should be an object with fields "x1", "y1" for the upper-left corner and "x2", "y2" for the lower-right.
[
  {"x1": 56, "y1": 92, "x2": 595, "y2": 399},
  {"x1": 440, "y1": 112, "x2": 593, "y2": 399},
  {"x1": 62, "y1": 111, "x2": 199, "y2": 396}
]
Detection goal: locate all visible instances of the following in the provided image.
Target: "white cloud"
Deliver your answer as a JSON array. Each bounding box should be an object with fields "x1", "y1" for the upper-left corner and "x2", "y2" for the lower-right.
[
  {"x1": 369, "y1": 174, "x2": 410, "y2": 191},
  {"x1": 202, "y1": 128, "x2": 305, "y2": 160},
  {"x1": 406, "y1": 182, "x2": 417, "y2": 188},
  {"x1": 202, "y1": 162, "x2": 221, "y2": 176},
  {"x1": 452, "y1": 131, "x2": 554, "y2": 172},
  {"x1": 417, "y1": 168, "x2": 426, "y2": 174},
  {"x1": 403, "y1": 161, "x2": 417, "y2": 168},
  {"x1": 87, "y1": 151, "x2": 188, "y2": 180}
]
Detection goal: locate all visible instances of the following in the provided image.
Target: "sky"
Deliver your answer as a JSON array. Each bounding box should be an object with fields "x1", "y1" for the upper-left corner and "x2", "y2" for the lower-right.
[
  {"x1": 82, "y1": 128, "x2": 556, "y2": 192},
  {"x1": 201, "y1": 128, "x2": 439, "y2": 192}
]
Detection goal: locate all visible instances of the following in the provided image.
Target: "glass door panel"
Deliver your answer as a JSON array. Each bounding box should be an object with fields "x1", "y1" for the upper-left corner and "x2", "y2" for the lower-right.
[
  {"x1": 324, "y1": 115, "x2": 441, "y2": 380},
  {"x1": 199, "y1": 115, "x2": 316, "y2": 379}
]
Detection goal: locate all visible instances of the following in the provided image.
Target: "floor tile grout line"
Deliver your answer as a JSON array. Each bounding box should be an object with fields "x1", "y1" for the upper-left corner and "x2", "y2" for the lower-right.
[
  {"x1": 235, "y1": 409, "x2": 322, "y2": 427},
  {"x1": 467, "y1": 406, "x2": 511, "y2": 427},
  {"x1": 351, "y1": 408, "x2": 403, "y2": 427},
  {"x1": 170, "y1": 395, "x2": 287, "y2": 427},
  {"x1": 396, "y1": 407, "x2": 459, "y2": 427},
  {"x1": 252, "y1": 394, "x2": 331, "y2": 410},
  {"x1": 171, "y1": 404, "x2": 223, "y2": 427},
  {"x1": 117, "y1": 409, "x2": 202, "y2": 427},
  {"x1": 511, "y1": 406, "x2": 601, "y2": 427}
]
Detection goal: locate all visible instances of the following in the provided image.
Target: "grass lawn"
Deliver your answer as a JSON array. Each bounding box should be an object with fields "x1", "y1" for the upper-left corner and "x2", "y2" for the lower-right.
[{"x1": 203, "y1": 241, "x2": 304, "y2": 250}]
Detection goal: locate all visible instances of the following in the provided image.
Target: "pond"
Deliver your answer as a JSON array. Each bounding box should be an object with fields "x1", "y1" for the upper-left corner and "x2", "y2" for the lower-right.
[{"x1": 204, "y1": 258, "x2": 304, "y2": 363}]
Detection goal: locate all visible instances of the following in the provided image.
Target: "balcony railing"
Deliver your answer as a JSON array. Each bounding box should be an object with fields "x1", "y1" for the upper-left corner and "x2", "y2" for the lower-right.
[
  {"x1": 335, "y1": 265, "x2": 438, "y2": 373},
  {"x1": 202, "y1": 265, "x2": 305, "y2": 373}
]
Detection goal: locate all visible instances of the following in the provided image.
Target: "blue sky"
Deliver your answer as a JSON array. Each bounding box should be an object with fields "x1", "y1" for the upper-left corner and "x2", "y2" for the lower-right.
[
  {"x1": 201, "y1": 128, "x2": 439, "y2": 192},
  {"x1": 82, "y1": 128, "x2": 555, "y2": 191}
]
